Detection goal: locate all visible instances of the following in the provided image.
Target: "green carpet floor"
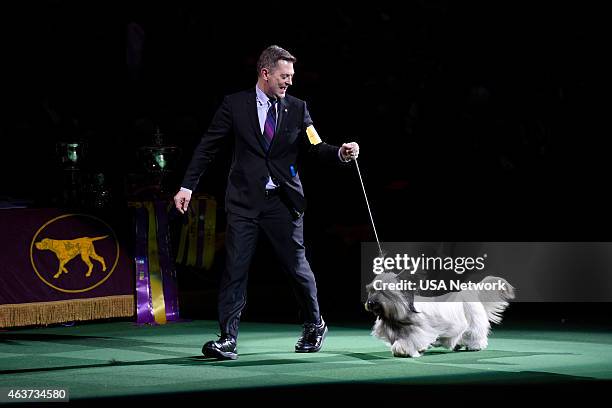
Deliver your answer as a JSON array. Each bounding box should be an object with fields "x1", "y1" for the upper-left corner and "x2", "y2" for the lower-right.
[{"x1": 1, "y1": 320, "x2": 611, "y2": 401}]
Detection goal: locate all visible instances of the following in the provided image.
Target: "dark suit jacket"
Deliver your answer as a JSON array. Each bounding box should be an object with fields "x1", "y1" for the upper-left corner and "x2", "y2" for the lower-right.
[{"x1": 181, "y1": 87, "x2": 342, "y2": 218}]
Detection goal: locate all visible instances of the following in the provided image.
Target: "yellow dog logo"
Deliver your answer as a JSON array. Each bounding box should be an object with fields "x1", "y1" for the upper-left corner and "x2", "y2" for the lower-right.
[
  {"x1": 30, "y1": 214, "x2": 119, "y2": 293},
  {"x1": 35, "y1": 236, "x2": 109, "y2": 279}
]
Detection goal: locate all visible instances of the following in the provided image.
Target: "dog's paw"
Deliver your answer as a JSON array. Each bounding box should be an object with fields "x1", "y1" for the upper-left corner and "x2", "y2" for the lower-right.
[
  {"x1": 391, "y1": 347, "x2": 409, "y2": 358},
  {"x1": 391, "y1": 342, "x2": 408, "y2": 357},
  {"x1": 391, "y1": 341, "x2": 421, "y2": 358}
]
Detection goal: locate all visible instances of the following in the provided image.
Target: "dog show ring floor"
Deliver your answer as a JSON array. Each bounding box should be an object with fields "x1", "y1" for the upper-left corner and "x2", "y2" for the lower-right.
[{"x1": 1, "y1": 319, "x2": 611, "y2": 402}]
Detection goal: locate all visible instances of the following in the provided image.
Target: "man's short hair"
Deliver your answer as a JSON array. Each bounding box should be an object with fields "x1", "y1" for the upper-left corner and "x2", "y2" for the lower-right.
[{"x1": 257, "y1": 45, "x2": 296, "y2": 76}]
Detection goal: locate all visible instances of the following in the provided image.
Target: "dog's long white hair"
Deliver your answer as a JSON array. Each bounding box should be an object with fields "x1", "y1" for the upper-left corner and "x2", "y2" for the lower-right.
[{"x1": 365, "y1": 273, "x2": 515, "y2": 357}]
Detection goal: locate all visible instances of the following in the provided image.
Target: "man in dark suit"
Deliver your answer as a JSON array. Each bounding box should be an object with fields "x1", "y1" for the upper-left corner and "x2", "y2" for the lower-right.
[{"x1": 174, "y1": 45, "x2": 359, "y2": 360}]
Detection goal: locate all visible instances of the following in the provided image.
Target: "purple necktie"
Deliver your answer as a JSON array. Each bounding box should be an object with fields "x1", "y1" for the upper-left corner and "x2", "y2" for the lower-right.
[{"x1": 263, "y1": 99, "x2": 277, "y2": 150}]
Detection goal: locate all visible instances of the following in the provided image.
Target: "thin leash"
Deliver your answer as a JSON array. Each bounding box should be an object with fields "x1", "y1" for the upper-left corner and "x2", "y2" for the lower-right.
[
  {"x1": 355, "y1": 158, "x2": 413, "y2": 296},
  {"x1": 354, "y1": 158, "x2": 383, "y2": 257},
  {"x1": 355, "y1": 159, "x2": 415, "y2": 299}
]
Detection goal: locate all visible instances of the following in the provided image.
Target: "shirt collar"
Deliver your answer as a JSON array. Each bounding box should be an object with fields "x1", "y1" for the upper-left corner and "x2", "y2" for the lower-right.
[{"x1": 255, "y1": 84, "x2": 271, "y2": 107}]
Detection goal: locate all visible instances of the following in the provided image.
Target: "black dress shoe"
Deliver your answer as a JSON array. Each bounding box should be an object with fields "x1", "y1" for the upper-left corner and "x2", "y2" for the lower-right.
[
  {"x1": 295, "y1": 317, "x2": 328, "y2": 353},
  {"x1": 202, "y1": 335, "x2": 237, "y2": 360}
]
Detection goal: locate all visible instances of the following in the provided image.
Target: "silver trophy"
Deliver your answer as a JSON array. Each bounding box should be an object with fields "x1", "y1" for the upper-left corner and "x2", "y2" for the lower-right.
[
  {"x1": 55, "y1": 140, "x2": 88, "y2": 206},
  {"x1": 56, "y1": 141, "x2": 87, "y2": 170},
  {"x1": 138, "y1": 127, "x2": 181, "y2": 174},
  {"x1": 136, "y1": 127, "x2": 182, "y2": 195}
]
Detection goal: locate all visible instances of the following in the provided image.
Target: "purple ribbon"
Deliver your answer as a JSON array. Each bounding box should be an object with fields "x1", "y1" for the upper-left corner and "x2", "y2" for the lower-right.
[
  {"x1": 154, "y1": 200, "x2": 179, "y2": 321},
  {"x1": 134, "y1": 205, "x2": 154, "y2": 324}
]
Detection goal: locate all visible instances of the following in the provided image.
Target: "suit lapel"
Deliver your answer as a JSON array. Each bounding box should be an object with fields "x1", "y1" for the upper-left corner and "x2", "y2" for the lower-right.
[
  {"x1": 246, "y1": 89, "x2": 268, "y2": 153},
  {"x1": 276, "y1": 97, "x2": 288, "y2": 134}
]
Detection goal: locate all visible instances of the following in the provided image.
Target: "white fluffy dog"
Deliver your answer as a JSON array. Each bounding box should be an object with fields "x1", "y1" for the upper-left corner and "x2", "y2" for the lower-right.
[{"x1": 365, "y1": 273, "x2": 514, "y2": 357}]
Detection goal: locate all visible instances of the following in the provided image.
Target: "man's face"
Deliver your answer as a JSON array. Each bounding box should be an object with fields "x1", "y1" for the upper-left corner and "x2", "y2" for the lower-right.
[{"x1": 263, "y1": 60, "x2": 294, "y2": 99}]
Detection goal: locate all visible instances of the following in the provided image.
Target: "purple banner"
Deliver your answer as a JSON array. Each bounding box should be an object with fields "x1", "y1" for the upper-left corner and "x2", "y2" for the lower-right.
[{"x1": 0, "y1": 209, "x2": 133, "y2": 305}]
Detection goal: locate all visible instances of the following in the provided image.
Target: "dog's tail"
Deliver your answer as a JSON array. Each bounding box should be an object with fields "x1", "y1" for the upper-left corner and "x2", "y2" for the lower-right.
[
  {"x1": 90, "y1": 235, "x2": 109, "y2": 241},
  {"x1": 478, "y1": 276, "x2": 515, "y2": 325}
]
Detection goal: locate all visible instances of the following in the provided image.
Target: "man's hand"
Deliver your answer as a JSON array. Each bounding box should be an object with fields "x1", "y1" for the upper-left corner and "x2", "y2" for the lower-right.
[
  {"x1": 340, "y1": 142, "x2": 360, "y2": 161},
  {"x1": 174, "y1": 189, "x2": 192, "y2": 214}
]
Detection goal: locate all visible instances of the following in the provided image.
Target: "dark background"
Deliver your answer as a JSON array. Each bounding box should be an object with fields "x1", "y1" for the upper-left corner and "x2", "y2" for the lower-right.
[{"x1": 1, "y1": 2, "x2": 609, "y2": 327}]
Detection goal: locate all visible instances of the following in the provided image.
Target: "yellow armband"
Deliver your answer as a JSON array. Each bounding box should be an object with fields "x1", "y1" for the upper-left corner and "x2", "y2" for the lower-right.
[{"x1": 306, "y1": 125, "x2": 322, "y2": 145}]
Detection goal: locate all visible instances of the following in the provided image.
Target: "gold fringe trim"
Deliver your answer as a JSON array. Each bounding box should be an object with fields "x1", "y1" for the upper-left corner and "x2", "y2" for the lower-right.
[{"x1": 0, "y1": 295, "x2": 134, "y2": 328}]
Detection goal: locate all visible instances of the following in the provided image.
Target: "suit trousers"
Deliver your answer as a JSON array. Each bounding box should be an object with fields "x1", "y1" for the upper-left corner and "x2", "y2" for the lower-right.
[{"x1": 218, "y1": 193, "x2": 321, "y2": 338}]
